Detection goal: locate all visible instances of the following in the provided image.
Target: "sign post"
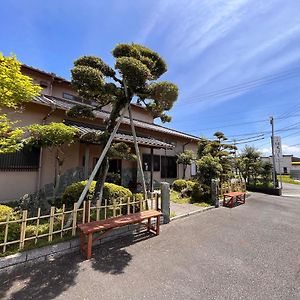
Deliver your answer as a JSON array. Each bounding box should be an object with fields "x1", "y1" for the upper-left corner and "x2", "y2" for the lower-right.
[{"x1": 274, "y1": 136, "x2": 283, "y2": 189}]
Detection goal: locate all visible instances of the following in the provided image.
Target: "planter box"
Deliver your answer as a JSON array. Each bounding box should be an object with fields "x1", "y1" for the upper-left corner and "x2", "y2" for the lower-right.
[{"x1": 247, "y1": 185, "x2": 282, "y2": 196}]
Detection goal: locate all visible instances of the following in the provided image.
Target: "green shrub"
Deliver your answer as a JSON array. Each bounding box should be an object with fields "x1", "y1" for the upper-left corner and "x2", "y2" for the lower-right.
[
  {"x1": 172, "y1": 179, "x2": 189, "y2": 192},
  {"x1": 0, "y1": 205, "x2": 21, "y2": 244},
  {"x1": 62, "y1": 180, "x2": 96, "y2": 208},
  {"x1": 62, "y1": 181, "x2": 133, "y2": 208},
  {"x1": 102, "y1": 183, "x2": 132, "y2": 200},
  {"x1": 191, "y1": 183, "x2": 211, "y2": 204},
  {"x1": 0, "y1": 205, "x2": 14, "y2": 221}
]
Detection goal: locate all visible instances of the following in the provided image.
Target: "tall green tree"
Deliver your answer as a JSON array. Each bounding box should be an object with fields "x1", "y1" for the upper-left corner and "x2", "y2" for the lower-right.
[
  {"x1": 176, "y1": 150, "x2": 195, "y2": 179},
  {"x1": 197, "y1": 132, "x2": 236, "y2": 183},
  {"x1": 70, "y1": 44, "x2": 178, "y2": 202},
  {"x1": 0, "y1": 54, "x2": 41, "y2": 153},
  {"x1": 237, "y1": 146, "x2": 261, "y2": 184}
]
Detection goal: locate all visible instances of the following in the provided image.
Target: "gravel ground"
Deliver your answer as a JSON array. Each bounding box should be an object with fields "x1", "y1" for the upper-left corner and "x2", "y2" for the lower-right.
[
  {"x1": 1, "y1": 192, "x2": 300, "y2": 300},
  {"x1": 170, "y1": 201, "x2": 207, "y2": 216}
]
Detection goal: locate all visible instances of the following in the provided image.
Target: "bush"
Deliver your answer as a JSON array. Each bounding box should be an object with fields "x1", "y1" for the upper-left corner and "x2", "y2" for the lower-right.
[
  {"x1": 172, "y1": 179, "x2": 188, "y2": 192},
  {"x1": 0, "y1": 205, "x2": 20, "y2": 244},
  {"x1": 191, "y1": 183, "x2": 211, "y2": 204},
  {"x1": 62, "y1": 181, "x2": 132, "y2": 208},
  {"x1": 0, "y1": 205, "x2": 14, "y2": 221}
]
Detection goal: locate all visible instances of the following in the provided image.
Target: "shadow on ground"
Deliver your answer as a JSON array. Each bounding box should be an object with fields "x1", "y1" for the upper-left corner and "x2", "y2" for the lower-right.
[
  {"x1": 91, "y1": 231, "x2": 156, "y2": 274},
  {"x1": 0, "y1": 230, "x2": 155, "y2": 299}
]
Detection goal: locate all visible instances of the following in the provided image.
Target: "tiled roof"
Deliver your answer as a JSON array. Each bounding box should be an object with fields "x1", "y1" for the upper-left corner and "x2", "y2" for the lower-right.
[
  {"x1": 32, "y1": 95, "x2": 200, "y2": 141},
  {"x1": 70, "y1": 122, "x2": 174, "y2": 149}
]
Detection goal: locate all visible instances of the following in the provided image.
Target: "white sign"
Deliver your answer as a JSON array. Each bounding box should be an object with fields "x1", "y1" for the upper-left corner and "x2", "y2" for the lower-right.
[{"x1": 274, "y1": 136, "x2": 282, "y2": 159}]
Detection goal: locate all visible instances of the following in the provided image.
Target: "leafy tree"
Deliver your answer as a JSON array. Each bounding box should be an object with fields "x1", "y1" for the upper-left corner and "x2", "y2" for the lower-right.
[
  {"x1": 197, "y1": 132, "x2": 236, "y2": 183},
  {"x1": 196, "y1": 155, "x2": 223, "y2": 187},
  {"x1": 176, "y1": 150, "x2": 195, "y2": 179},
  {"x1": 26, "y1": 122, "x2": 79, "y2": 200},
  {"x1": 260, "y1": 161, "x2": 273, "y2": 186},
  {"x1": 237, "y1": 146, "x2": 261, "y2": 184},
  {"x1": 0, "y1": 115, "x2": 24, "y2": 153},
  {"x1": 70, "y1": 44, "x2": 178, "y2": 202},
  {"x1": 0, "y1": 53, "x2": 41, "y2": 108},
  {"x1": 0, "y1": 54, "x2": 41, "y2": 153}
]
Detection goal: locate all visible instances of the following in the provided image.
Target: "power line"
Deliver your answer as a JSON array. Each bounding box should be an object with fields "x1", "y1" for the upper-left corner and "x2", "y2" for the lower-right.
[{"x1": 176, "y1": 67, "x2": 300, "y2": 106}]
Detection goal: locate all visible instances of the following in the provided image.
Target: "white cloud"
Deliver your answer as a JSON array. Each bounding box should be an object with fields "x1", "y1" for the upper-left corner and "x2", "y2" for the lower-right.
[{"x1": 259, "y1": 144, "x2": 300, "y2": 156}]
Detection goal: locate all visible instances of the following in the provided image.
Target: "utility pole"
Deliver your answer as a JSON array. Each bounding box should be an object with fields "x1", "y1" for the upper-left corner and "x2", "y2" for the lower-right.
[{"x1": 270, "y1": 116, "x2": 277, "y2": 188}]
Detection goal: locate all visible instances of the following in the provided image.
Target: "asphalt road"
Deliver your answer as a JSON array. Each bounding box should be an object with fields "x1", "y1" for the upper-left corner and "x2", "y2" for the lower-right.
[
  {"x1": 1, "y1": 192, "x2": 300, "y2": 300},
  {"x1": 282, "y1": 182, "x2": 300, "y2": 197}
]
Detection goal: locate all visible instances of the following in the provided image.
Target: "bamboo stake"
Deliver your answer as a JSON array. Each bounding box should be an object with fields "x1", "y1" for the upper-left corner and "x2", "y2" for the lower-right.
[
  {"x1": 35, "y1": 208, "x2": 41, "y2": 244},
  {"x1": 139, "y1": 196, "x2": 143, "y2": 212},
  {"x1": 96, "y1": 200, "x2": 100, "y2": 221},
  {"x1": 127, "y1": 105, "x2": 147, "y2": 199},
  {"x1": 87, "y1": 200, "x2": 91, "y2": 222},
  {"x1": 48, "y1": 207, "x2": 55, "y2": 242},
  {"x1": 113, "y1": 199, "x2": 116, "y2": 217},
  {"x1": 60, "y1": 204, "x2": 65, "y2": 238},
  {"x1": 104, "y1": 199, "x2": 107, "y2": 219},
  {"x1": 82, "y1": 201, "x2": 86, "y2": 224},
  {"x1": 19, "y1": 210, "x2": 27, "y2": 249},
  {"x1": 72, "y1": 203, "x2": 77, "y2": 236},
  {"x1": 127, "y1": 197, "x2": 130, "y2": 215},
  {"x1": 3, "y1": 215, "x2": 9, "y2": 253}
]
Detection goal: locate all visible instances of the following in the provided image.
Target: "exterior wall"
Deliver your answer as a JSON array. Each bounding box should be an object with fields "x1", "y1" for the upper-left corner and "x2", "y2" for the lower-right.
[
  {"x1": 0, "y1": 67, "x2": 199, "y2": 202},
  {"x1": 261, "y1": 155, "x2": 293, "y2": 174}
]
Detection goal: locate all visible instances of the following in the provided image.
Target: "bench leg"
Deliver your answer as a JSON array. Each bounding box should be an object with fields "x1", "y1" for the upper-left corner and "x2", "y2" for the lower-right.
[
  {"x1": 147, "y1": 218, "x2": 151, "y2": 232},
  {"x1": 87, "y1": 233, "x2": 93, "y2": 259},
  {"x1": 156, "y1": 216, "x2": 160, "y2": 235}
]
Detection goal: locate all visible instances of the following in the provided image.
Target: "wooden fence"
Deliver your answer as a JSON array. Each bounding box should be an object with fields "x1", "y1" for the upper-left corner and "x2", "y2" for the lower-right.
[
  {"x1": 219, "y1": 181, "x2": 246, "y2": 197},
  {"x1": 0, "y1": 194, "x2": 160, "y2": 254}
]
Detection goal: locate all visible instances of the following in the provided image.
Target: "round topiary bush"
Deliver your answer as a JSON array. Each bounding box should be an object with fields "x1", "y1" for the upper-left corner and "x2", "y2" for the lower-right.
[
  {"x1": 0, "y1": 204, "x2": 14, "y2": 222},
  {"x1": 0, "y1": 205, "x2": 20, "y2": 244},
  {"x1": 172, "y1": 179, "x2": 189, "y2": 192},
  {"x1": 61, "y1": 181, "x2": 132, "y2": 208}
]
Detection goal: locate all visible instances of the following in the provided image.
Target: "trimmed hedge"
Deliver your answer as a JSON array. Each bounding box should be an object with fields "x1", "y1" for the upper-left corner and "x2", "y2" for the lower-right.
[
  {"x1": 0, "y1": 204, "x2": 13, "y2": 222},
  {"x1": 61, "y1": 181, "x2": 132, "y2": 208},
  {"x1": 172, "y1": 179, "x2": 196, "y2": 192}
]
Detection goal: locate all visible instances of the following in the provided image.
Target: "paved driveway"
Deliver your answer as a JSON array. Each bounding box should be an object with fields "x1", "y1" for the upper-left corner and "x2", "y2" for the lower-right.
[
  {"x1": 1, "y1": 193, "x2": 300, "y2": 300},
  {"x1": 282, "y1": 182, "x2": 300, "y2": 197}
]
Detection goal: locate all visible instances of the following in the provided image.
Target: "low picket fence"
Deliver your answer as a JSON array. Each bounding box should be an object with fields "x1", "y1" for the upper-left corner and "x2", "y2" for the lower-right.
[
  {"x1": 219, "y1": 181, "x2": 246, "y2": 197},
  {"x1": 0, "y1": 194, "x2": 160, "y2": 254}
]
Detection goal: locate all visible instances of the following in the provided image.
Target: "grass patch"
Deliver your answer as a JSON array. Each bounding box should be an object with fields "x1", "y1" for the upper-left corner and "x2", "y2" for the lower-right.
[
  {"x1": 170, "y1": 190, "x2": 211, "y2": 207},
  {"x1": 278, "y1": 175, "x2": 300, "y2": 185},
  {"x1": 193, "y1": 202, "x2": 211, "y2": 207},
  {"x1": 170, "y1": 190, "x2": 190, "y2": 204},
  {"x1": 170, "y1": 211, "x2": 176, "y2": 218}
]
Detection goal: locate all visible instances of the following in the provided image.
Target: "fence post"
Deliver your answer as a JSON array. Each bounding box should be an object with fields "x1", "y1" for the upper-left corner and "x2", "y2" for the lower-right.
[
  {"x1": 19, "y1": 210, "x2": 27, "y2": 249},
  {"x1": 161, "y1": 182, "x2": 170, "y2": 224},
  {"x1": 211, "y1": 179, "x2": 220, "y2": 208}
]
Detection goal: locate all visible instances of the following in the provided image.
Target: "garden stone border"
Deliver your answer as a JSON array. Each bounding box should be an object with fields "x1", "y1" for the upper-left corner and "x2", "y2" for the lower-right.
[{"x1": 0, "y1": 217, "x2": 164, "y2": 272}]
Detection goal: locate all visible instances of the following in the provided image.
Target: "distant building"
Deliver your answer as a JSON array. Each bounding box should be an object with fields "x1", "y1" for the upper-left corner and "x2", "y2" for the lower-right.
[{"x1": 260, "y1": 155, "x2": 300, "y2": 178}]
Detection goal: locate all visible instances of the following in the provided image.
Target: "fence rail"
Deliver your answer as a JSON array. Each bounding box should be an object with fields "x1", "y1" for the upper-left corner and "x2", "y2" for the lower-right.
[
  {"x1": 0, "y1": 194, "x2": 160, "y2": 254},
  {"x1": 219, "y1": 181, "x2": 246, "y2": 197}
]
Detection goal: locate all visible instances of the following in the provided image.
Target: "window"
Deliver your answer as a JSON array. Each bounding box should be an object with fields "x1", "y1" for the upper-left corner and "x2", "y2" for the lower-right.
[
  {"x1": 142, "y1": 154, "x2": 160, "y2": 171},
  {"x1": 0, "y1": 147, "x2": 40, "y2": 171},
  {"x1": 283, "y1": 167, "x2": 287, "y2": 174},
  {"x1": 161, "y1": 156, "x2": 177, "y2": 179},
  {"x1": 63, "y1": 92, "x2": 82, "y2": 102}
]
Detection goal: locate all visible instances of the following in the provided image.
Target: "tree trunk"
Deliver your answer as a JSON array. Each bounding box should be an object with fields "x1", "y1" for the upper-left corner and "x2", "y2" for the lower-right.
[
  {"x1": 182, "y1": 165, "x2": 186, "y2": 179},
  {"x1": 91, "y1": 97, "x2": 129, "y2": 204}
]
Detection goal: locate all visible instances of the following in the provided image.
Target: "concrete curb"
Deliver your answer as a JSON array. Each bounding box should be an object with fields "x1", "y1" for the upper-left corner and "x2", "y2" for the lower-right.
[
  {"x1": 170, "y1": 193, "x2": 252, "y2": 221},
  {"x1": 0, "y1": 223, "x2": 147, "y2": 272},
  {"x1": 170, "y1": 206, "x2": 215, "y2": 221}
]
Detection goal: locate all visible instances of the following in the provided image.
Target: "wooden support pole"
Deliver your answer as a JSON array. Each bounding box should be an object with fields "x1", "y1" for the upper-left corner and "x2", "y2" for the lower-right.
[{"x1": 128, "y1": 105, "x2": 147, "y2": 198}]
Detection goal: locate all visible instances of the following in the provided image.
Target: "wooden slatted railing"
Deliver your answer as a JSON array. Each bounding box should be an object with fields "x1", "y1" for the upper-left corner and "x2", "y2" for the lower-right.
[{"x1": 0, "y1": 193, "x2": 160, "y2": 254}]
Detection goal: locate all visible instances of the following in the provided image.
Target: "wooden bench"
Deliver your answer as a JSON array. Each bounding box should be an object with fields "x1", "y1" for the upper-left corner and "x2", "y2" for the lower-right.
[
  {"x1": 223, "y1": 191, "x2": 246, "y2": 208},
  {"x1": 77, "y1": 210, "x2": 162, "y2": 259}
]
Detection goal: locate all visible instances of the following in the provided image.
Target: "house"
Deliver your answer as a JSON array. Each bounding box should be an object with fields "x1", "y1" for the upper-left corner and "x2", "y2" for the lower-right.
[
  {"x1": 0, "y1": 65, "x2": 199, "y2": 202},
  {"x1": 260, "y1": 154, "x2": 300, "y2": 177}
]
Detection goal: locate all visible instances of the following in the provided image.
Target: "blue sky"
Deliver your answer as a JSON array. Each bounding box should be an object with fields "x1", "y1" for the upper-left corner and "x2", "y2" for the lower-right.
[{"x1": 1, "y1": 0, "x2": 300, "y2": 155}]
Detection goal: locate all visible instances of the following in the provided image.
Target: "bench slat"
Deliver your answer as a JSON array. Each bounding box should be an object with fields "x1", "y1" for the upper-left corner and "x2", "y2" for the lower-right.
[{"x1": 77, "y1": 210, "x2": 162, "y2": 235}]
